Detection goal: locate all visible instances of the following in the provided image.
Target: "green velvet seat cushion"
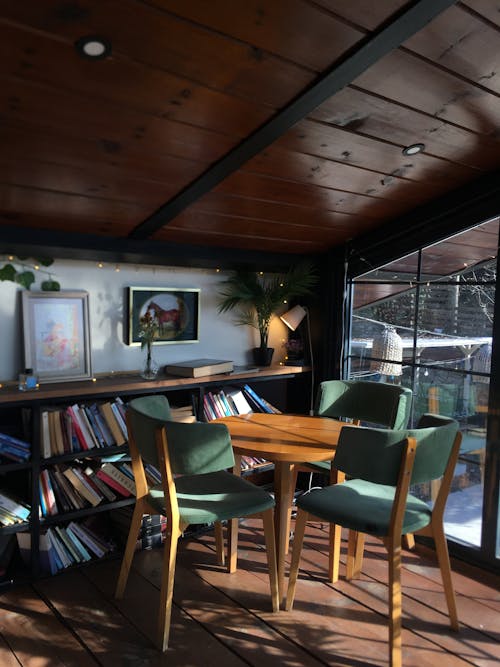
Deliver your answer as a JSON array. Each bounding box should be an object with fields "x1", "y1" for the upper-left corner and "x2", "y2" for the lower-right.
[
  {"x1": 296, "y1": 479, "x2": 432, "y2": 536},
  {"x1": 148, "y1": 470, "x2": 275, "y2": 525}
]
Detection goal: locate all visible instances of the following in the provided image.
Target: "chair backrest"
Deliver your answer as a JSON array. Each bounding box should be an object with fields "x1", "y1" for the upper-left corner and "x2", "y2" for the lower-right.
[
  {"x1": 334, "y1": 413, "x2": 459, "y2": 487},
  {"x1": 127, "y1": 395, "x2": 234, "y2": 474},
  {"x1": 315, "y1": 379, "x2": 412, "y2": 429}
]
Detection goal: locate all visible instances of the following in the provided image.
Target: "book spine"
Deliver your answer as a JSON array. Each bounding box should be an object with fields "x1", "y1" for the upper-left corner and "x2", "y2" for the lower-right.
[
  {"x1": 83, "y1": 405, "x2": 106, "y2": 447},
  {"x1": 54, "y1": 525, "x2": 82, "y2": 564},
  {"x1": 65, "y1": 525, "x2": 92, "y2": 562},
  {"x1": 67, "y1": 522, "x2": 105, "y2": 558},
  {"x1": 40, "y1": 411, "x2": 51, "y2": 458},
  {"x1": 63, "y1": 468, "x2": 101, "y2": 507},
  {"x1": 110, "y1": 403, "x2": 128, "y2": 440},
  {"x1": 65, "y1": 406, "x2": 89, "y2": 451},
  {"x1": 96, "y1": 469, "x2": 131, "y2": 497},
  {"x1": 100, "y1": 463, "x2": 136, "y2": 495},
  {"x1": 0, "y1": 492, "x2": 30, "y2": 521},
  {"x1": 99, "y1": 403, "x2": 125, "y2": 446},
  {"x1": 77, "y1": 405, "x2": 100, "y2": 449},
  {"x1": 0, "y1": 432, "x2": 30, "y2": 449},
  {"x1": 40, "y1": 469, "x2": 58, "y2": 516},
  {"x1": 243, "y1": 384, "x2": 273, "y2": 413}
]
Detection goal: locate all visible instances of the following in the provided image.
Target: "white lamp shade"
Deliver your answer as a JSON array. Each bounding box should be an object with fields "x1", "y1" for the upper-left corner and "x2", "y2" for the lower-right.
[
  {"x1": 370, "y1": 326, "x2": 403, "y2": 376},
  {"x1": 280, "y1": 305, "x2": 307, "y2": 331}
]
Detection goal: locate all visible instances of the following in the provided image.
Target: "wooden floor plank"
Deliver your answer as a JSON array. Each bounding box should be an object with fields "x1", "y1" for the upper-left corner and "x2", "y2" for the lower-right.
[
  {"x1": 0, "y1": 584, "x2": 97, "y2": 666},
  {"x1": 0, "y1": 519, "x2": 498, "y2": 667},
  {"x1": 85, "y1": 558, "x2": 250, "y2": 666}
]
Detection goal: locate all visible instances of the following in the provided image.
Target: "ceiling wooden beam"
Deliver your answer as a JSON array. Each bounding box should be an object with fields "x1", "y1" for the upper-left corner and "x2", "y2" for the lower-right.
[
  {"x1": 0, "y1": 224, "x2": 313, "y2": 271},
  {"x1": 128, "y1": 0, "x2": 458, "y2": 240}
]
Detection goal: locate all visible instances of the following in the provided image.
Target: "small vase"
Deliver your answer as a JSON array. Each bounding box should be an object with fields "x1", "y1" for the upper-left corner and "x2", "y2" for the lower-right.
[{"x1": 141, "y1": 345, "x2": 159, "y2": 380}]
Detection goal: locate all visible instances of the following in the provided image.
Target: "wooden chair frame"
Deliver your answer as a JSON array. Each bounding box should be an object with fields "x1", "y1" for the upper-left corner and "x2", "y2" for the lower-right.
[
  {"x1": 286, "y1": 429, "x2": 462, "y2": 667},
  {"x1": 116, "y1": 413, "x2": 279, "y2": 651}
]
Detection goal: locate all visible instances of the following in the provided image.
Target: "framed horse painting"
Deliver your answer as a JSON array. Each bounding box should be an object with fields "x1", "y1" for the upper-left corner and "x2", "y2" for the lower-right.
[{"x1": 127, "y1": 287, "x2": 200, "y2": 345}]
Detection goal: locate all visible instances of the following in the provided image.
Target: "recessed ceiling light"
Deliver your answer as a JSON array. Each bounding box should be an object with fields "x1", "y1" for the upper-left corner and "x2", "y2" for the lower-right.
[
  {"x1": 75, "y1": 35, "x2": 112, "y2": 60},
  {"x1": 402, "y1": 143, "x2": 425, "y2": 156}
]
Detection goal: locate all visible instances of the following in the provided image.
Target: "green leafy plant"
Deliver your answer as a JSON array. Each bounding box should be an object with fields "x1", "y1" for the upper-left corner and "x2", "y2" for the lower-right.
[
  {"x1": 217, "y1": 262, "x2": 317, "y2": 350},
  {"x1": 0, "y1": 256, "x2": 60, "y2": 290}
]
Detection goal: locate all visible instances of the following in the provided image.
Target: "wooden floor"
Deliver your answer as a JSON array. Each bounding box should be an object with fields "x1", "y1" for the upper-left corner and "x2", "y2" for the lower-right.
[{"x1": 0, "y1": 519, "x2": 499, "y2": 666}]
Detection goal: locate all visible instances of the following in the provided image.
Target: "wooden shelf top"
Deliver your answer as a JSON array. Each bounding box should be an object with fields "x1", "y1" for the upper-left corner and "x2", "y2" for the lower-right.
[{"x1": 0, "y1": 365, "x2": 309, "y2": 406}]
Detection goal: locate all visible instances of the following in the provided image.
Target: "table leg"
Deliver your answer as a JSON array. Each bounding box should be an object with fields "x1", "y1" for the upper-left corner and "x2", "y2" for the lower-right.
[{"x1": 273, "y1": 461, "x2": 293, "y2": 601}]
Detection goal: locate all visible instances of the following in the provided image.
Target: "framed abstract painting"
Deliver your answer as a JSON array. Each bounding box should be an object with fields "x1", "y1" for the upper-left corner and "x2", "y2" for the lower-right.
[{"x1": 21, "y1": 291, "x2": 92, "y2": 383}]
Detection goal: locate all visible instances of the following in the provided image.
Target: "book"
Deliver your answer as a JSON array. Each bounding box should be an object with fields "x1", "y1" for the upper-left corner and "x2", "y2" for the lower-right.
[
  {"x1": 227, "y1": 388, "x2": 253, "y2": 415},
  {"x1": 53, "y1": 466, "x2": 85, "y2": 510},
  {"x1": 165, "y1": 359, "x2": 233, "y2": 378},
  {"x1": 96, "y1": 469, "x2": 131, "y2": 497},
  {"x1": 40, "y1": 469, "x2": 58, "y2": 516},
  {"x1": 65, "y1": 405, "x2": 90, "y2": 451},
  {"x1": 63, "y1": 467, "x2": 103, "y2": 507},
  {"x1": 40, "y1": 411, "x2": 51, "y2": 458},
  {"x1": 0, "y1": 491, "x2": 30, "y2": 522},
  {"x1": 243, "y1": 384, "x2": 273, "y2": 413},
  {"x1": 99, "y1": 403, "x2": 126, "y2": 446},
  {"x1": 47, "y1": 527, "x2": 73, "y2": 568},
  {"x1": 111, "y1": 402, "x2": 128, "y2": 440},
  {"x1": 67, "y1": 521, "x2": 107, "y2": 559},
  {"x1": 100, "y1": 463, "x2": 136, "y2": 495},
  {"x1": 64, "y1": 525, "x2": 92, "y2": 562}
]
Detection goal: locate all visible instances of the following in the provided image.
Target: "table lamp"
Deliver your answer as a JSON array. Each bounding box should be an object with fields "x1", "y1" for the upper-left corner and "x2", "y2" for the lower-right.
[{"x1": 280, "y1": 305, "x2": 314, "y2": 415}]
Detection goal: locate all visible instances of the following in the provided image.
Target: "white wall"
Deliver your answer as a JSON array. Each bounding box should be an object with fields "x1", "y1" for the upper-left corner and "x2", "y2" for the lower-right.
[{"x1": 0, "y1": 259, "x2": 289, "y2": 382}]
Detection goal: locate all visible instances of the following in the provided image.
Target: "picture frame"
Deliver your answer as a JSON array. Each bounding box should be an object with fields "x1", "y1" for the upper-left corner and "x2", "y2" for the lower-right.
[
  {"x1": 127, "y1": 287, "x2": 200, "y2": 346},
  {"x1": 21, "y1": 291, "x2": 92, "y2": 383}
]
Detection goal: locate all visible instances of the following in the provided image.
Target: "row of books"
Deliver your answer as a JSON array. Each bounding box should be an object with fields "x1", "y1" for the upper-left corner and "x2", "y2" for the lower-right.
[
  {"x1": 203, "y1": 384, "x2": 281, "y2": 421},
  {"x1": 38, "y1": 461, "x2": 139, "y2": 517},
  {"x1": 17, "y1": 519, "x2": 115, "y2": 575},
  {"x1": 0, "y1": 431, "x2": 31, "y2": 464},
  {"x1": 40, "y1": 398, "x2": 128, "y2": 458},
  {"x1": 0, "y1": 490, "x2": 31, "y2": 526}
]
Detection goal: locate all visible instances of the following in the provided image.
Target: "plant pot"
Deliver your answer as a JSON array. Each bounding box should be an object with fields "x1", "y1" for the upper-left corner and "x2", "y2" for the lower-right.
[{"x1": 252, "y1": 347, "x2": 274, "y2": 366}]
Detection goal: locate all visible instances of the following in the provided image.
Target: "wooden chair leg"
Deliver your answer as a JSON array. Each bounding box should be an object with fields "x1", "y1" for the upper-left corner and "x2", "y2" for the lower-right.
[
  {"x1": 328, "y1": 523, "x2": 342, "y2": 583},
  {"x1": 403, "y1": 533, "x2": 415, "y2": 550},
  {"x1": 115, "y1": 501, "x2": 145, "y2": 598},
  {"x1": 261, "y1": 508, "x2": 280, "y2": 612},
  {"x1": 327, "y1": 467, "x2": 345, "y2": 583},
  {"x1": 227, "y1": 517, "x2": 238, "y2": 573},
  {"x1": 432, "y1": 523, "x2": 459, "y2": 630},
  {"x1": 285, "y1": 465, "x2": 300, "y2": 555},
  {"x1": 387, "y1": 539, "x2": 403, "y2": 667},
  {"x1": 158, "y1": 522, "x2": 181, "y2": 652},
  {"x1": 346, "y1": 530, "x2": 365, "y2": 580},
  {"x1": 285, "y1": 508, "x2": 309, "y2": 611},
  {"x1": 214, "y1": 521, "x2": 225, "y2": 566}
]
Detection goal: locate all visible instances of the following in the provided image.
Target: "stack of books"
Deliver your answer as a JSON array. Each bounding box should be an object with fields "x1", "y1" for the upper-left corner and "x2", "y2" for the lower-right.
[
  {"x1": 110, "y1": 507, "x2": 166, "y2": 551},
  {"x1": 0, "y1": 432, "x2": 31, "y2": 463}
]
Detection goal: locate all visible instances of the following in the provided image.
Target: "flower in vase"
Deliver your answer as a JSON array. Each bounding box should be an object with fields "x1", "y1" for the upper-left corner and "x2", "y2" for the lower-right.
[{"x1": 138, "y1": 309, "x2": 159, "y2": 378}]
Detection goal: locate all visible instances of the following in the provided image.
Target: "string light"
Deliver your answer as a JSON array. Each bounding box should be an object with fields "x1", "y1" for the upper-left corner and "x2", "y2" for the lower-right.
[
  {"x1": 115, "y1": 265, "x2": 120, "y2": 272},
  {"x1": 97, "y1": 262, "x2": 104, "y2": 268}
]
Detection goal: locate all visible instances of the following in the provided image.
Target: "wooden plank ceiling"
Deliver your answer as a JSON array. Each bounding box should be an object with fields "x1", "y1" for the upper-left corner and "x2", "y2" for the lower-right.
[{"x1": 1, "y1": 0, "x2": 500, "y2": 271}]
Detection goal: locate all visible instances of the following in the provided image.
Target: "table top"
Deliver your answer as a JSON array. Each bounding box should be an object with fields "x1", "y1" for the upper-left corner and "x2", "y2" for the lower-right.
[{"x1": 215, "y1": 413, "x2": 342, "y2": 462}]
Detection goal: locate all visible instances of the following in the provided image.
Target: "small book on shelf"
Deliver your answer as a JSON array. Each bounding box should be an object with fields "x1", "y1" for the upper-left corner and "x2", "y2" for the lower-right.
[{"x1": 165, "y1": 359, "x2": 233, "y2": 378}]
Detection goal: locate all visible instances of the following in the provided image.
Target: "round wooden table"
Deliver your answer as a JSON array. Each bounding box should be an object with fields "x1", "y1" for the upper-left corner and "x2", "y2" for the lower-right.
[{"x1": 215, "y1": 413, "x2": 343, "y2": 599}]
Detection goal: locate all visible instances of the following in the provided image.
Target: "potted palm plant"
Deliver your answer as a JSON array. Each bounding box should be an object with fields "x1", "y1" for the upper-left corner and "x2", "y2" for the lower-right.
[{"x1": 217, "y1": 262, "x2": 317, "y2": 366}]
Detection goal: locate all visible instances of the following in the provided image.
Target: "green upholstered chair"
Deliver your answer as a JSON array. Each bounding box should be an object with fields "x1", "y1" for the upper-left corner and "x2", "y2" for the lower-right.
[
  {"x1": 286, "y1": 414, "x2": 461, "y2": 667},
  {"x1": 293, "y1": 379, "x2": 413, "y2": 581},
  {"x1": 115, "y1": 395, "x2": 279, "y2": 651}
]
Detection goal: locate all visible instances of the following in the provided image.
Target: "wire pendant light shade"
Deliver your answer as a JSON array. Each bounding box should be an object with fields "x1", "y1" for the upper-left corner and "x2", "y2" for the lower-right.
[
  {"x1": 370, "y1": 326, "x2": 403, "y2": 376},
  {"x1": 472, "y1": 343, "x2": 491, "y2": 383}
]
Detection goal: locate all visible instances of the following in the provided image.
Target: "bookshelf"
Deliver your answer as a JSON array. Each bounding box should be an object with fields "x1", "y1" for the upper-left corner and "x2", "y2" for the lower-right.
[{"x1": 0, "y1": 365, "x2": 309, "y2": 585}]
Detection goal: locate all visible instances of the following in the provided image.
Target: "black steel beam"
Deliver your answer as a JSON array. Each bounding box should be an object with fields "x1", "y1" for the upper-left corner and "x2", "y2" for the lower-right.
[
  {"x1": 347, "y1": 168, "x2": 500, "y2": 277},
  {"x1": 129, "y1": 0, "x2": 458, "y2": 240},
  {"x1": 0, "y1": 224, "x2": 315, "y2": 271}
]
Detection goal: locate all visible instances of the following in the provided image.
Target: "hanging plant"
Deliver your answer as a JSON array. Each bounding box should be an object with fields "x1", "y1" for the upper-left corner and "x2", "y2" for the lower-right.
[{"x1": 0, "y1": 256, "x2": 60, "y2": 290}]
